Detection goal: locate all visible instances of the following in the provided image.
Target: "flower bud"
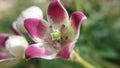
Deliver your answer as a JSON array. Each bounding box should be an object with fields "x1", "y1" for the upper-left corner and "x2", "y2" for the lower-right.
[{"x1": 6, "y1": 36, "x2": 28, "y2": 57}]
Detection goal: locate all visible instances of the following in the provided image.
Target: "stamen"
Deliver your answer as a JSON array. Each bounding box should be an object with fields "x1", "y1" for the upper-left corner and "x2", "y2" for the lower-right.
[
  {"x1": 60, "y1": 24, "x2": 65, "y2": 32},
  {"x1": 44, "y1": 38, "x2": 52, "y2": 43},
  {"x1": 62, "y1": 36, "x2": 68, "y2": 41},
  {"x1": 49, "y1": 25, "x2": 55, "y2": 32},
  {"x1": 50, "y1": 29, "x2": 61, "y2": 41},
  {"x1": 53, "y1": 42, "x2": 61, "y2": 50}
]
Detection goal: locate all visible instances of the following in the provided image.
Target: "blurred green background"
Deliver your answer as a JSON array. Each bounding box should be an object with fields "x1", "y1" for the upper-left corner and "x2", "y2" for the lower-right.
[{"x1": 0, "y1": 0, "x2": 120, "y2": 68}]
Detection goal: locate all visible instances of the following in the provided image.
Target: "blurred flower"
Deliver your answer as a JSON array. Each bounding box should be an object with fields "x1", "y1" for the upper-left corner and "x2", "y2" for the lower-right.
[
  {"x1": 12, "y1": 0, "x2": 87, "y2": 60},
  {"x1": 0, "y1": 34, "x2": 28, "y2": 62}
]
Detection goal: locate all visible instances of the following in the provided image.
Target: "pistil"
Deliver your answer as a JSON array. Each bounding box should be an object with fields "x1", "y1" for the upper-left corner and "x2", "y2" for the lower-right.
[{"x1": 50, "y1": 29, "x2": 61, "y2": 41}]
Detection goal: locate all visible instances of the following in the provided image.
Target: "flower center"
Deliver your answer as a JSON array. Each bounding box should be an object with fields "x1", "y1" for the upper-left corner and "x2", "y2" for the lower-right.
[
  {"x1": 44, "y1": 24, "x2": 69, "y2": 50},
  {"x1": 50, "y1": 29, "x2": 61, "y2": 41}
]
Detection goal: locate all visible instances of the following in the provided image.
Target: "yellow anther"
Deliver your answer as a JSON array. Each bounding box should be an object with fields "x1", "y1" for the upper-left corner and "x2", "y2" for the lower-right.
[{"x1": 50, "y1": 29, "x2": 61, "y2": 41}]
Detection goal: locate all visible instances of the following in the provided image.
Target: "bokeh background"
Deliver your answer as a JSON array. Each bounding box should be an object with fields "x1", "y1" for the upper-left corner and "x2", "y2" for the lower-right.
[{"x1": 0, "y1": 0, "x2": 120, "y2": 68}]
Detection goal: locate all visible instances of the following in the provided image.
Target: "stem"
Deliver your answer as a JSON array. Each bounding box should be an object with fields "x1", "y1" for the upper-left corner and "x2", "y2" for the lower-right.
[{"x1": 70, "y1": 50, "x2": 96, "y2": 68}]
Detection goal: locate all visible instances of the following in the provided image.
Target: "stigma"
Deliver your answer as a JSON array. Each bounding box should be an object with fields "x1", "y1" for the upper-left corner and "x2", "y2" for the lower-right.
[{"x1": 50, "y1": 29, "x2": 61, "y2": 41}]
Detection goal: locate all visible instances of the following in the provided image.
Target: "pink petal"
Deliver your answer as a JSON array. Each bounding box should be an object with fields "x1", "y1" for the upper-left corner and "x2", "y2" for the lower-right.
[
  {"x1": 0, "y1": 58, "x2": 14, "y2": 62},
  {"x1": 47, "y1": 0, "x2": 68, "y2": 23},
  {"x1": 25, "y1": 44, "x2": 56, "y2": 59},
  {"x1": 24, "y1": 18, "x2": 47, "y2": 42},
  {"x1": 0, "y1": 52, "x2": 14, "y2": 62},
  {"x1": 57, "y1": 42, "x2": 75, "y2": 59},
  {"x1": 11, "y1": 22, "x2": 22, "y2": 35},
  {"x1": 70, "y1": 12, "x2": 87, "y2": 34},
  {"x1": 0, "y1": 34, "x2": 9, "y2": 48},
  {"x1": 0, "y1": 55, "x2": 6, "y2": 60}
]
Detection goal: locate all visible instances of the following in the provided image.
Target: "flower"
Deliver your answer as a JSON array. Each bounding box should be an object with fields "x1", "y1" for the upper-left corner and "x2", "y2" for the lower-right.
[
  {"x1": 0, "y1": 34, "x2": 28, "y2": 62},
  {"x1": 13, "y1": 0, "x2": 87, "y2": 60}
]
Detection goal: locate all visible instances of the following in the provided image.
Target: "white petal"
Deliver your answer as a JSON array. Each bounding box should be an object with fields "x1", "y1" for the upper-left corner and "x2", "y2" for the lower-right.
[
  {"x1": 6, "y1": 36, "x2": 28, "y2": 57},
  {"x1": 21, "y1": 6, "x2": 43, "y2": 20}
]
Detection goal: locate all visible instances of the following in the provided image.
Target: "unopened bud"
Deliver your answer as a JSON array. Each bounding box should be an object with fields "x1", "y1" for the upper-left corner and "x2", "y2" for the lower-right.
[{"x1": 6, "y1": 36, "x2": 28, "y2": 57}]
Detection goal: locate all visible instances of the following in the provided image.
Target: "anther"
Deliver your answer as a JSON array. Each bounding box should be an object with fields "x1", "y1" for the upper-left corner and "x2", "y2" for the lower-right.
[
  {"x1": 53, "y1": 42, "x2": 61, "y2": 50},
  {"x1": 49, "y1": 25, "x2": 55, "y2": 32},
  {"x1": 44, "y1": 38, "x2": 52, "y2": 43},
  {"x1": 62, "y1": 36, "x2": 68, "y2": 41},
  {"x1": 60, "y1": 24, "x2": 65, "y2": 32}
]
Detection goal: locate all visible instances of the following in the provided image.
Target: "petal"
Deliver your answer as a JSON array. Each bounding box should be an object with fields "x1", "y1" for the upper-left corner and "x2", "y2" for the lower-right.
[
  {"x1": 24, "y1": 18, "x2": 47, "y2": 42},
  {"x1": 0, "y1": 49, "x2": 14, "y2": 62},
  {"x1": 0, "y1": 52, "x2": 14, "y2": 62},
  {"x1": 0, "y1": 57, "x2": 20, "y2": 67},
  {"x1": 21, "y1": 6, "x2": 43, "y2": 20},
  {"x1": 57, "y1": 42, "x2": 75, "y2": 59},
  {"x1": 0, "y1": 56, "x2": 14, "y2": 62},
  {"x1": 47, "y1": 0, "x2": 68, "y2": 23},
  {"x1": 16, "y1": 6, "x2": 43, "y2": 32},
  {"x1": 25, "y1": 44, "x2": 56, "y2": 59},
  {"x1": 11, "y1": 22, "x2": 22, "y2": 35},
  {"x1": 70, "y1": 11, "x2": 87, "y2": 35},
  {"x1": 0, "y1": 34, "x2": 9, "y2": 48},
  {"x1": 6, "y1": 36, "x2": 28, "y2": 57},
  {"x1": 0, "y1": 55, "x2": 5, "y2": 59}
]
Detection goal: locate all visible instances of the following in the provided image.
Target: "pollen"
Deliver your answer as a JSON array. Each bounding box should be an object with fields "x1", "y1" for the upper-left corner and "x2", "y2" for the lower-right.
[{"x1": 50, "y1": 29, "x2": 61, "y2": 41}]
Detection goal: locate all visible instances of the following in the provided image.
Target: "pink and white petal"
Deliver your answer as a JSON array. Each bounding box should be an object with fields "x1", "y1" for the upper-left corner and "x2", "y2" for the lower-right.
[
  {"x1": 0, "y1": 34, "x2": 9, "y2": 48},
  {"x1": 16, "y1": 6, "x2": 43, "y2": 32},
  {"x1": 16, "y1": 16, "x2": 27, "y2": 33},
  {"x1": 70, "y1": 11, "x2": 87, "y2": 35},
  {"x1": 47, "y1": 0, "x2": 69, "y2": 23},
  {"x1": 0, "y1": 52, "x2": 14, "y2": 62},
  {"x1": 57, "y1": 42, "x2": 75, "y2": 59},
  {"x1": 11, "y1": 22, "x2": 22, "y2": 35},
  {"x1": 0, "y1": 57, "x2": 14, "y2": 62},
  {"x1": 25, "y1": 44, "x2": 56, "y2": 60},
  {"x1": 24, "y1": 18, "x2": 47, "y2": 42}
]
